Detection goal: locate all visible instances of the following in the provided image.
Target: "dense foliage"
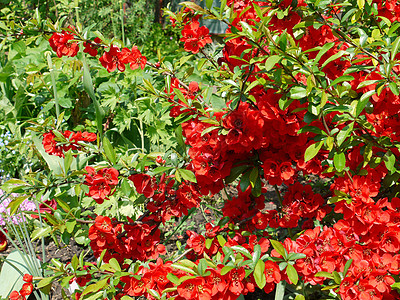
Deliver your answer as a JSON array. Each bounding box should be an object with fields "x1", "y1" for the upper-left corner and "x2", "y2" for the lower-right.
[{"x1": 1, "y1": 0, "x2": 400, "y2": 299}]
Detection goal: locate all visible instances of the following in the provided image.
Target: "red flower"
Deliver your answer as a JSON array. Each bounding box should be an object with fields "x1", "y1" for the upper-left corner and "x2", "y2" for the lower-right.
[
  {"x1": 186, "y1": 230, "x2": 206, "y2": 254},
  {"x1": 84, "y1": 167, "x2": 119, "y2": 204},
  {"x1": 42, "y1": 130, "x2": 97, "y2": 157},
  {"x1": 180, "y1": 21, "x2": 212, "y2": 54},
  {"x1": 9, "y1": 291, "x2": 25, "y2": 300},
  {"x1": 128, "y1": 174, "x2": 157, "y2": 198},
  {"x1": 99, "y1": 45, "x2": 126, "y2": 72},
  {"x1": 83, "y1": 37, "x2": 102, "y2": 57},
  {"x1": 48, "y1": 29, "x2": 79, "y2": 58},
  {"x1": 23, "y1": 274, "x2": 33, "y2": 283},
  {"x1": 177, "y1": 277, "x2": 212, "y2": 300},
  {"x1": 20, "y1": 283, "x2": 33, "y2": 297}
]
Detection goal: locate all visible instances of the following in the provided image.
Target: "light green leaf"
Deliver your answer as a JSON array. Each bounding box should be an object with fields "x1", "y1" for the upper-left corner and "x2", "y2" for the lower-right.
[
  {"x1": 304, "y1": 140, "x2": 324, "y2": 162},
  {"x1": 254, "y1": 260, "x2": 266, "y2": 289},
  {"x1": 286, "y1": 263, "x2": 298, "y2": 285},
  {"x1": 275, "y1": 280, "x2": 286, "y2": 300},
  {"x1": 289, "y1": 86, "x2": 307, "y2": 99},
  {"x1": 270, "y1": 240, "x2": 287, "y2": 259},
  {"x1": 334, "y1": 152, "x2": 346, "y2": 172},
  {"x1": 179, "y1": 169, "x2": 197, "y2": 183},
  {"x1": 265, "y1": 55, "x2": 281, "y2": 71},
  {"x1": 81, "y1": 278, "x2": 108, "y2": 297}
]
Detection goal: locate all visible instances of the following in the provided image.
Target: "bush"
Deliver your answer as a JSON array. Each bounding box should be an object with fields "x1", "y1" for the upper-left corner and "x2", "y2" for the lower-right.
[{"x1": 1, "y1": 0, "x2": 400, "y2": 299}]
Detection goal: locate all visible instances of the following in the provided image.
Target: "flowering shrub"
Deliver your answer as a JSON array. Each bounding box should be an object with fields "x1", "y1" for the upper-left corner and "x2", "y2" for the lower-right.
[{"x1": 2, "y1": 0, "x2": 400, "y2": 299}]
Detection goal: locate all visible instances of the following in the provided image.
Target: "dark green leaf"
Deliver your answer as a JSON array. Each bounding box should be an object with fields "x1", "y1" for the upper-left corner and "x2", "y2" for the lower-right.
[{"x1": 103, "y1": 136, "x2": 116, "y2": 165}]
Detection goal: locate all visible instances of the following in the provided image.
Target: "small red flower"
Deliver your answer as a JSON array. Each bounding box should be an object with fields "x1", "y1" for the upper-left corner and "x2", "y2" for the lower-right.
[
  {"x1": 9, "y1": 291, "x2": 25, "y2": 300},
  {"x1": 22, "y1": 274, "x2": 33, "y2": 283},
  {"x1": 83, "y1": 37, "x2": 102, "y2": 57},
  {"x1": 20, "y1": 283, "x2": 33, "y2": 297}
]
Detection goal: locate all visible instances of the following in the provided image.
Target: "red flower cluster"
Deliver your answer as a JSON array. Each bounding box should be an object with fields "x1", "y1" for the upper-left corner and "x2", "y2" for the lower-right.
[
  {"x1": 180, "y1": 21, "x2": 212, "y2": 54},
  {"x1": 48, "y1": 29, "x2": 147, "y2": 73},
  {"x1": 9, "y1": 274, "x2": 33, "y2": 300},
  {"x1": 129, "y1": 173, "x2": 202, "y2": 224},
  {"x1": 84, "y1": 166, "x2": 119, "y2": 204},
  {"x1": 42, "y1": 130, "x2": 96, "y2": 158},
  {"x1": 88, "y1": 215, "x2": 166, "y2": 263},
  {"x1": 118, "y1": 234, "x2": 278, "y2": 300},
  {"x1": 99, "y1": 45, "x2": 147, "y2": 73},
  {"x1": 49, "y1": 27, "x2": 79, "y2": 58}
]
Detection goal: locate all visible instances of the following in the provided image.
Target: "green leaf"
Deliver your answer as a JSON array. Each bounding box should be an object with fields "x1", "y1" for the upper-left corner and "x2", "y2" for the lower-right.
[
  {"x1": 173, "y1": 88, "x2": 188, "y2": 105},
  {"x1": 217, "y1": 235, "x2": 227, "y2": 247},
  {"x1": 249, "y1": 167, "x2": 258, "y2": 188},
  {"x1": 356, "y1": 90, "x2": 375, "y2": 116},
  {"x1": 334, "y1": 152, "x2": 346, "y2": 172},
  {"x1": 312, "y1": 42, "x2": 335, "y2": 68},
  {"x1": 81, "y1": 278, "x2": 108, "y2": 297},
  {"x1": 252, "y1": 245, "x2": 261, "y2": 265},
  {"x1": 83, "y1": 54, "x2": 104, "y2": 138},
  {"x1": 180, "y1": 1, "x2": 207, "y2": 13},
  {"x1": 36, "y1": 276, "x2": 57, "y2": 289},
  {"x1": 343, "y1": 259, "x2": 353, "y2": 277},
  {"x1": 304, "y1": 140, "x2": 324, "y2": 162},
  {"x1": 321, "y1": 50, "x2": 346, "y2": 69},
  {"x1": 383, "y1": 150, "x2": 396, "y2": 173},
  {"x1": 231, "y1": 245, "x2": 253, "y2": 259},
  {"x1": 225, "y1": 165, "x2": 250, "y2": 184},
  {"x1": 391, "y1": 36, "x2": 400, "y2": 61},
  {"x1": 64, "y1": 149, "x2": 73, "y2": 174},
  {"x1": 171, "y1": 263, "x2": 197, "y2": 275},
  {"x1": 56, "y1": 199, "x2": 70, "y2": 212},
  {"x1": 315, "y1": 271, "x2": 334, "y2": 279},
  {"x1": 31, "y1": 226, "x2": 52, "y2": 241},
  {"x1": 357, "y1": 0, "x2": 365, "y2": 9},
  {"x1": 179, "y1": 169, "x2": 197, "y2": 183},
  {"x1": 265, "y1": 55, "x2": 281, "y2": 71},
  {"x1": 329, "y1": 75, "x2": 355, "y2": 87},
  {"x1": 206, "y1": 0, "x2": 213, "y2": 9},
  {"x1": 286, "y1": 263, "x2": 299, "y2": 285},
  {"x1": 166, "y1": 273, "x2": 180, "y2": 285},
  {"x1": 332, "y1": 271, "x2": 341, "y2": 284},
  {"x1": 336, "y1": 122, "x2": 354, "y2": 146},
  {"x1": 289, "y1": 86, "x2": 307, "y2": 99},
  {"x1": 275, "y1": 280, "x2": 286, "y2": 300},
  {"x1": 71, "y1": 255, "x2": 79, "y2": 271},
  {"x1": 7, "y1": 195, "x2": 29, "y2": 215},
  {"x1": 320, "y1": 91, "x2": 328, "y2": 109},
  {"x1": 221, "y1": 266, "x2": 235, "y2": 275},
  {"x1": 270, "y1": 240, "x2": 286, "y2": 259},
  {"x1": 152, "y1": 166, "x2": 172, "y2": 175},
  {"x1": 287, "y1": 253, "x2": 306, "y2": 261},
  {"x1": 389, "y1": 81, "x2": 399, "y2": 96},
  {"x1": 103, "y1": 136, "x2": 116, "y2": 165},
  {"x1": 254, "y1": 260, "x2": 266, "y2": 289},
  {"x1": 109, "y1": 258, "x2": 121, "y2": 272}
]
